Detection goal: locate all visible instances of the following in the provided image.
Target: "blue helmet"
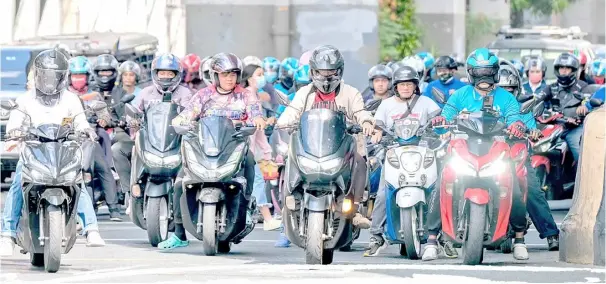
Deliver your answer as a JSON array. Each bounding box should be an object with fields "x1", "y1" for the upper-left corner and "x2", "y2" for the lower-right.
[
  {"x1": 417, "y1": 52, "x2": 435, "y2": 70},
  {"x1": 151, "y1": 53, "x2": 183, "y2": 94},
  {"x1": 294, "y1": 64, "x2": 311, "y2": 90},
  {"x1": 590, "y1": 59, "x2": 606, "y2": 77},
  {"x1": 68, "y1": 56, "x2": 91, "y2": 74},
  {"x1": 466, "y1": 48, "x2": 500, "y2": 89},
  {"x1": 279, "y1": 57, "x2": 299, "y2": 90},
  {"x1": 262, "y1": 57, "x2": 281, "y2": 84}
]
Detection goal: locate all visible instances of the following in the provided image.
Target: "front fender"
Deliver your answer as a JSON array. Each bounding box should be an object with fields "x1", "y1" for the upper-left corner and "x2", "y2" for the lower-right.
[
  {"x1": 145, "y1": 181, "x2": 171, "y2": 198},
  {"x1": 197, "y1": 187, "x2": 224, "y2": 203},
  {"x1": 396, "y1": 187, "x2": 426, "y2": 208},
  {"x1": 40, "y1": 188, "x2": 68, "y2": 206},
  {"x1": 304, "y1": 193, "x2": 333, "y2": 212}
]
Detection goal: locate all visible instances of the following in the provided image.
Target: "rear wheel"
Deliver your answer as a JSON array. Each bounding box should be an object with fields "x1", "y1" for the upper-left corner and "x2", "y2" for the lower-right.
[
  {"x1": 146, "y1": 196, "x2": 169, "y2": 247},
  {"x1": 400, "y1": 207, "x2": 421, "y2": 259},
  {"x1": 462, "y1": 203, "x2": 486, "y2": 265},
  {"x1": 44, "y1": 204, "x2": 63, "y2": 273},
  {"x1": 202, "y1": 203, "x2": 218, "y2": 256},
  {"x1": 305, "y1": 211, "x2": 327, "y2": 264}
]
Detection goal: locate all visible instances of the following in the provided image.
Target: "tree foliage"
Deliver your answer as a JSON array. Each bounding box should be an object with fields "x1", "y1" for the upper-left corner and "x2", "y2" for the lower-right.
[
  {"x1": 379, "y1": 0, "x2": 422, "y2": 61},
  {"x1": 509, "y1": 0, "x2": 575, "y2": 27}
]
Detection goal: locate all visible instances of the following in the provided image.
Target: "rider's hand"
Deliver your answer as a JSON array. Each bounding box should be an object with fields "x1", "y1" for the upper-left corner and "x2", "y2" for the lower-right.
[
  {"x1": 529, "y1": 129, "x2": 543, "y2": 141},
  {"x1": 566, "y1": 117, "x2": 580, "y2": 126},
  {"x1": 507, "y1": 121, "x2": 526, "y2": 139},
  {"x1": 431, "y1": 116, "x2": 446, "y2": 126},
  {"x1": 370, "y1": 130, "x2": 383, "y2": 144},
  {"x1": 576, "y1": 105, "x2": 589, "y2": 116},
  {"x1": 253, "y1": 117, "x2": 266, "y2": 131},
  {"x1": 97, "y1": 119, "x2": 108, "y2": 128},
  {"x1": 266, "y1": 117, "x2": 277, "y2": 126},
  {"x1": 362, "y1": 121, "x2": 374, "y2": 136}
]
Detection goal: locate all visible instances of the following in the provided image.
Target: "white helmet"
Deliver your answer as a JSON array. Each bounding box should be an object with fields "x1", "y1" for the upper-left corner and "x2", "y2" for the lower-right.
[
  {"x1": 243, "y1": 56, "x2": 263, "y2": 67},
  {"x1": 401, "y1": 56, "x2": 426, "y2": 82}
]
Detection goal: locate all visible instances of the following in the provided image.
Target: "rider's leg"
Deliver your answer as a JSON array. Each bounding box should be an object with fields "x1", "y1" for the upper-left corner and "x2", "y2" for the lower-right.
[
  {"x1": 111, "y1": 136, "x2": 134, "y2": 195},
  {"x1": 78, "y1": 185, "x2": 105, "y2": 247},
  {"x1": 94, "y1": 144, "x2": 121, "y2": 221},
  {"x1": 351, "y1": 152, "x2": 371, "y2": 228},
  {"x1": 364, "y1": 169, "x2": 388, "y2": 257},
  {"x1": 510, "y1": 175, "x2": 529, "y2": 260},
  {"x1": 525, "y1": 158, "x2": 559, "y2": 250},
  {"x1": 563, "y1": 126, "x2": 583, "y2": 163},
  {"x1": 96, "y1": 127, "x2": 113, "y2": 167},
  {"x1": 158, "y1": 170, "x2": 189, "y2": 250},
  {"x1": 253, "y1": 165, "x2": 280, "y2": 231},
  {"x1": 0, "y1": 161, "x2": 24, "y2": 256}
]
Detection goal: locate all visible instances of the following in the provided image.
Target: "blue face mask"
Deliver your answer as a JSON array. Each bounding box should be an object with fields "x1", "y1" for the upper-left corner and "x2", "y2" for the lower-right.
[
  {"x1": 265, "y1": 72, "x2": 278, "y2": 84},
  {"x1": 255, "y1": 75, "x2": 267, "y2": 89}
]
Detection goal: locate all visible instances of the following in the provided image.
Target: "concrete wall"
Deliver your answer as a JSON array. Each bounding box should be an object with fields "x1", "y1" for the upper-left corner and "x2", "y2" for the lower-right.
[{"x1": 415, "y1": 0, "x2": 466, "y2": 59}]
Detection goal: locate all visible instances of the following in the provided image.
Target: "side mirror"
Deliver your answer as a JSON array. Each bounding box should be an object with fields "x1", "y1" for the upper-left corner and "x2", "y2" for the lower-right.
[
  {"x1": 120, "y1": 94, "x2": 136, "y2": 104},
  {"x1": 0, "y1": 100, "x2": 18, "y2": 111},
  {"x1": 517, "y1": 92, "x2": 534, "y2": 103},
  {"x1": 430, "y1": 87, "x2": 446, "y2": 104},
  {"x1": 590, "y1": 98, "x2": 604, "y2": 108},
  {"x1": 364, "y1": 99, "x2": 381, "y2": 112},
  {"x1": 532, "y1": 102, "x2": 545, "y2": 118},
  {"x1": 90, "y1": 101, "x2": 108, "y2": 112},
  {"x1": 520, "y1": 99, "x2": 535, "y2": 114},
  {"x1": 124, "y1": 104, "x2": 140, "y2": 118}
]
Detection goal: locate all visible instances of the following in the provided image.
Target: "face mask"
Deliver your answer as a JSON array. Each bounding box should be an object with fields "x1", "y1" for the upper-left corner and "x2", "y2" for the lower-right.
[
  {"x1": 265, "y1": 72, "x2": 278, "y2": 84},
  {"x1": 255, "y1": 75, "x2": 267, "y2": 89},
  {"x1": 71, "y1": 75, "x2": 88, "y2": 90},
  {"x1": 595, "y1": 77, "x2": 605, "y2": 85},
  {"x1": 529, "y1": 73, "x2": 543, "y2": 84}
]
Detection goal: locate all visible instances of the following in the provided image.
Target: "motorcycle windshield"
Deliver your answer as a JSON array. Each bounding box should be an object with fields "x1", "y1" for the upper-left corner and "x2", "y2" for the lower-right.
[
  {"x1": 26, "y1": 142, "x2": 79, "y2": 178},
  {"x1": 456, "y1": 111, "x2": 506, "y2": 136},
  {"x1": 393, "y1": 118, "x2": 421, "y2": 141},
  {"x1": 145, "y1": 102, "x2": 180, "y2": 152},
  {"x1": 198, "y1": 116, "x2": 236, "y2": 157},
  {"x1": 299, "y1": 109, "x2": 346, "y2": 158},
  {"x1": 33, "y1": 124, "x2": 70, "y2": 141}
]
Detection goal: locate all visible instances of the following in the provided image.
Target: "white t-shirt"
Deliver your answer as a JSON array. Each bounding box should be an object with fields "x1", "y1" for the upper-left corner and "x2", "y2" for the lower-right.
[{"x1": 374, "y1": 95, "x2": 440, "y2": 129}]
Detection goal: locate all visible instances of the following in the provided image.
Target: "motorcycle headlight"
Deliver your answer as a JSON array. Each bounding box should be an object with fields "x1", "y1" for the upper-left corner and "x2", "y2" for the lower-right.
[
  {"x1": 386, "y1": 149, "x2": 400, "y2": 169},
  {"x1": 532, "y1": 140, "x2": 551, "y2": 153},
  {"x1": 59, "y1": 147, "x2": 82, "y2": 176},
  {"x1": 400, "y1": 152, "x2": 422, "y2": 172},
  {"x1": 448, "y1": 150, "x2": 476, "y2": 177},
  {"x1": 143, "y1": 151, "x2": 182, "y2": 169},
  {"x1": 478, "y1": 152, "x2": 508, "y2": 177},
  {"x1": 297, "y1": 156, "x2": 343, "y2": 175}
]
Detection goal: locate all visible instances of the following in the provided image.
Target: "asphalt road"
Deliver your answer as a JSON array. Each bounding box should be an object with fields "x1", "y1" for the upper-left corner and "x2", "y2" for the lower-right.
[{"x1": 1, "y1": 208, "x2": 604, "y2": 283}]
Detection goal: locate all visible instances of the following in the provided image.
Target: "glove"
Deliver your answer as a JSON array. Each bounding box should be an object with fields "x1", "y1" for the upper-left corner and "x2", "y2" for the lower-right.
[
  {"x1": 431, "y1": 116, "x2": 446, "y2": 126},
  {"x1": 507, "y1": 121, "x2": 526, "y2": 139},
  {"x1": 529, "y1": 129, "x2": 543, "y2": 141},
  {"x1": 85, "y1": 129, "x2": 98, "y2": 142}
]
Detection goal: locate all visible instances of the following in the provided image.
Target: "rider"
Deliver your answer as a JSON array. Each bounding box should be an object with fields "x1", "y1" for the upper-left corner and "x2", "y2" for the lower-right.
[
  {"x1": 522, "y1": 56, "x2": 548, "y2": 95},
  {"x1": 363, "y1": 65, "x2": 441, "y2": 257},
  {"x1": 423, "y1": 48, "x2": 531, "y2": 261},
  {"x1": 589, "y1": 58, "x2": 606, "y2": 85},
  {"x1": 181, "y1": 53, "x2": 203, "y2": 92},
  {"x1": 275, "y1": 44, "x2": 373, "y2": 230},
  {"x1": 200, "y1": 56, "x2": 213, "y2": 87},
  {"x1": 576, "y1": 50, "x2": 595, "y2": 85},
  {"x1": 422, "y1": 55, "x2": 467, "y2": 108},
  {"x1": 118, "y1": 61, "x2": 143, "y2": 106},
  {"x1": 293, "y1": 64, "x2": 312, "y2": 92},
  {"x1": 262, "y1": 57, "x2": 281, "y2": 86},
  {"x1": 0, "y1": 49, "x2": 105, "y2": 256},
  {"x1": 402, "y1": 56, "x2": 428, "y2": 93},
  {"x1": 165, "y1": 53, "x2": 263, "y2": 250},
  {"x1": 362, "y1": 64, "x2": 394, "y2": 104},
  {"x1": 498, "y1": 63, "x2": 560, "y2": 250},
  {"x1": 417, "y1": 51, "x2": 435, "y2": 83},
  {"x1": 275, "y1": 57, "x2": 299, "y2": 96}
]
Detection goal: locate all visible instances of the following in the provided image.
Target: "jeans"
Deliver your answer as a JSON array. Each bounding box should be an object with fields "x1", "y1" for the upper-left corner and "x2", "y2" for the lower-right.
[
  {"x1": 96, "y1": 127, "x2": 113, "y2": 168},
  {"x1": 525, "y1": 159, "x2": 559, "y2": 239},
  {"x1": 111, "y1": 131, "x2": 134, "y2": 194},
  {"x1": 252, "y1": 165, "x2": 270, "y2": 207},
  {"x1": 2, "y1": 161, "x2": 99, "y2": 237},
  {"x1": 562, "y1": 126, "x2": 583, "y2": 162},
  {"x1": 369, "y1": 169, "x2": 387, "y2": 235}
]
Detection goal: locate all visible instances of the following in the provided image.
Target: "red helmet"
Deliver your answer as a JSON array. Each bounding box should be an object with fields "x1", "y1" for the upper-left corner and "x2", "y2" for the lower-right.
[
  {"x1": 182, "y1": 53, "x2": 201, "y2": 83},
  {"x1": 575, "y1": 50, "x2": 588, "y2": 65}
]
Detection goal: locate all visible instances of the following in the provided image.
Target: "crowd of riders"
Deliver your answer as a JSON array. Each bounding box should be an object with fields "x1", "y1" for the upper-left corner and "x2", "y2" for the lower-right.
[{"x1": 1, "y1": 43, "x2": 604, "y2": 265}]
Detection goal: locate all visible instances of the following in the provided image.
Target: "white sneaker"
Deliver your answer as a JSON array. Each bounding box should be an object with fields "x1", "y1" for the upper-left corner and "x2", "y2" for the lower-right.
[
  {"x1": 513, "y1": 243, "x2": 529, "y2": 260},
  {"x1": 422, "y1": 244, "x2": 439, "y2": 261},
  {"x1": 125, "y1": 198, "x2": 131, "y2": 215},
  {"x1": 111, "y1": 170, "x2": 120, "y2": 180},
  {"x1": 86, "y1": 230, "x2": 106, "y2": 247},
  {"x1": 0, "y1": 236, "x2": 15, "y2": 256}
]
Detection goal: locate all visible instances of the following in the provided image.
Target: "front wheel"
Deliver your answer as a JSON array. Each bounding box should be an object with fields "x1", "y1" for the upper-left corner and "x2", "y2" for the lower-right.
[
  {"x1": 400, "y1": 207, "x2": 421, "y2": 260},
  {"x1": 462, "y1": 203, "x2": 486, "y2": 265},
  {"x1": 305, "y1": 211, "x2": 333, "y2": 264},
  {"x1": 146, "y1": 196, "x2": 170, "y2": 247},
  {"x1": 44, "y1": 204, "x2": 63, "y2": 273},
  {"x1": 202, "y1": 203, "x2": 218, "y2": 256}
]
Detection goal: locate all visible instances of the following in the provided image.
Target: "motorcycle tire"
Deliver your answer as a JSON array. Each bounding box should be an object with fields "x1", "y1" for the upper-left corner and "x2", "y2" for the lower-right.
[
  {"x1": 146, "y1": 196, "x2": 170, "y2": 247},
  {"x1": 202, "y1": 203, "x2": 218, "y2": 256},
  {"x1": 400, "y1": 208, "x2": 421, "y2": 260},
  {"x1": 305, "y1": 211, "x2": 331, "y2": 264},
  {"x1": 462, "y1": 203, "x2": 486, "y2": 265},
  {"x1": 44, "y1": 204, "x2": 63, "y2": 273}
]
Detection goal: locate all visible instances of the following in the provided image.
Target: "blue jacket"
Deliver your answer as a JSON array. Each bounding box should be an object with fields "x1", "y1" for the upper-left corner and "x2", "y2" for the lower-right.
[
  {"x1": 522, "y1": 81, "x2": 547, "y2": 96},
  {"x1": 586, "y1": 86, "x2": 605, "y2": 110},
  {"x1": 422, "y1": 78, "x2": 467, "y2": 108},
  {"x1": 441, "y1": 85, "x2": 535, "y2": 130}
]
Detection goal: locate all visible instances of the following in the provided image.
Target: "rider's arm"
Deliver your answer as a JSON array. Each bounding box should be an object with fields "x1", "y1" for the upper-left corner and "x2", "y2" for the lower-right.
[
  {"x1": 350, "y1": 87, "x2": 375, "y2": 126},
  {"x1": 499, "y1": 89, "x2": 524, "y2": 127},
  {"x1": 5, "y1": 95, "x2": 29, "y2": 134},
  {"x1": 275, "y1": 87, "x2": 307, "y2": 128},
  {"x1": 440, "y1": 87, "x2": 463, "y2": 122}
]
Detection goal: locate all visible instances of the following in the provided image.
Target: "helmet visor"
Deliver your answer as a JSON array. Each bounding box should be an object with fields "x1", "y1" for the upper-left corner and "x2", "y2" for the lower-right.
[
  {"x1": 469, "y1": 67, "x2": 498, "y2": 78},
  {"x1": 35, "y1": 68, "x2": 67, "y2": 95}
]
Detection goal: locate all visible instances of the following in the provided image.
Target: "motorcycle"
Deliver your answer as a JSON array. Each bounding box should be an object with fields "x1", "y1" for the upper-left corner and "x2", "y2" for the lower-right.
[
  {"x1": 126, "y1": 98, "x2": 182, "y2": 247},
  {"x1": 281, "y1": 107, "x2": 359, "y2": 264},
  {"x1": 0, "y1": 100, "x2": 90, "y2": 273},
  {"x1": 178, "y1": 116, "x2": 258, "y2": 256},
  {"x1": 378, "y1": 115, "x2": 447, "y2": 259}
]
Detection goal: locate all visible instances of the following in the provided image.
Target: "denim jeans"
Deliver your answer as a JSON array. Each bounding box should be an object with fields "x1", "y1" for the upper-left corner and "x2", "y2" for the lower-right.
[
  {"x1": 1, "y1": 161, "x2": 99, "y2": 237},
  {"x1": 562, "y1": 126, "x2": 583, "y2": 162},
  {"x1": 252, "y1": 165, "x2": 270, "y2": 207}
]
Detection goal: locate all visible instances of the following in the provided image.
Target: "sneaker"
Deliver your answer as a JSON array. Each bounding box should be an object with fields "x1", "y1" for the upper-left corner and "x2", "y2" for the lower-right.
[
  {"x1": 422, "y1": 244, "x2": 439, "y2": 261},
  {"x1": 109, "y1": 209, "x2": 122, "y2": 222},
  {"x1": 513, "y1": 243, "x2": 529, "y2": 260},
  {"x1": 158, "y1": 235, "x2": 189, "y2": 250},
  {"x1": 274, "y1": 233, "x2": 291, "y2": 247},
  {"x1": 0, "y1": 236, "x2": 15, "y2": 256},
  {"x1": 441, "y1": 240, "x2": 458, "y2": 258},
  {"x1": 363, "y1": 235, "x2": 387, "y2": 257},
  {"x1": 86, "y1": 230, "x2": 106, "y2": 247},
  {"x1": 547, "y1": 235, "x2": 559, "y2": 251},
  {"x1": 353, "y1": 213, "x2": 371, "y2": 230},
  {"x1": 111, "y1": 170, "x2": 120, "y2": 180},
  {"x1": 263, "y1": 218, "x2": 282, "y2": 231},
  {"x1": 125, "y1": 198, "x2": 131, "y2": 215}
]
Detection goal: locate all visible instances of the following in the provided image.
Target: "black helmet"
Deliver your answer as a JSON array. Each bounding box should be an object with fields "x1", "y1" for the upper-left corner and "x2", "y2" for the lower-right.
[
  {"x1": 553, "y1": 53, "x2": 579, "y2": 87},
  {"x1": 434, "y1": 56, "x2": 458, "y2": 70},
  {"x1": 524, "y1": 56, "x2": 547, "y2": 78},
  {"x1": 497, "y1": 64, "x2": 521, "y2": 97},
  {"x1": 33, "y1": 49, "x2": 69, "y2": 95},
  {"x1": 389, "y1": 61, "x2": 407, "y2": 73},
  {"x1": 93, "y1": 54, "x2": 119, "y2": 91},
  {"x1": 367, "y1": 64, "x2": 393, "y2": 91},
  {"x1": 309, "y1": 45, "x2": 344, "y2": 93},
  {"x1": 392, "y1": 66, "x2": 420, "y2": 96},
  {"x1": 210, "y1": 53, "x2": 243, "y2": 86}
]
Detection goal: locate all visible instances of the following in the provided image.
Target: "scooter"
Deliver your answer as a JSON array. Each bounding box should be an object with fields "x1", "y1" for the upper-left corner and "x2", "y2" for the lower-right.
[
  {"x1": 126, "y1": 97, "x2": 182, "y2": 247},
  {"x1": 1, "y1": 101, "x2": 90, "y2": 273},
  {"x1": 178, "y1": 116, "x2": 258, "y2": 256}
]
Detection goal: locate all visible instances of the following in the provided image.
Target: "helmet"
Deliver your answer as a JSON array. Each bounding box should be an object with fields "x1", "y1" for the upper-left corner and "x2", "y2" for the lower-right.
[
  {"x1": 262, "y1": 57, "x2": 281, "y2": 84},
  {"x1": 392, "y1": 66, "x2": 420, "y2": 96},
  {"x1": 309, "y1": 45, "x2": 344, "y2": 93},
  {"x1": 243, "y1": 55, "x2": 263, "y2": 67},
  {"x1": 498, "y1": 64, "x2": 522, "y2": 97},
  {"x1": 465, "y1": 48, "x2": 500, "y2": 90},
  {"x1": 68, "y1": 56, "x2": 91, "y2": 74},
  {"x1": 118, "y1": 61, "x2": 142, "y2": 83},
  {"x1": 389, "y1": 61, "x2": 407, "y2": 73},
  {"x1": 524, "y1": 56, "x2": 547, "y2": 78},
  {"x1": 417, "y1": 52, "x2": 435, "y2": 70},
  {"x1": 434, "y1": 56, "x2": 458, "y2": 70},
  {"x1": 55, "y1": 44, "x2": 72, "y2": 60},
  {"x1": 573, "y1": 50, "x2": 588, "y2": 65},
  {"x1": 590, "y1": 59, "x2": 606, "y2": 84},
  {"x1": 210, "y1": 52, "x2": 243, "y2": 86},
  {"x1": 181, "y1": 54, "x2": 201, "y2": 83},
  {"x1": 554, "y1": 52, "x2": 580, "y2": 87},
  {"x1": 279, "y1": 57, "x2": 299, "y2": 90},
  {"x1": 200, "y1": 57, "x2": 212, "y2": 86},
  {"x1": 34, "y1": 49, "x2": 69, "y2": 96},
  {"x1": 93, "y1": 54, "x2": 119, "y2": 90},
  {"x1": 401, "y1": 56, "x2": 426, "y2": 81},
  {"x1": 151, "y1": 53, "x2": 183, "y2": 94},
  {"x1": 294, "y1": 65, "x2": 311, "y2": 91},
  {"x1": 299, "y1": 50, "x2": 313, "y2": 65},
  {"x1": 367, "y1": 64, "x2": 393, "y2": 91},
  {"x1": 510, "y1": 59, "x2": 525, "y2": 77}
]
